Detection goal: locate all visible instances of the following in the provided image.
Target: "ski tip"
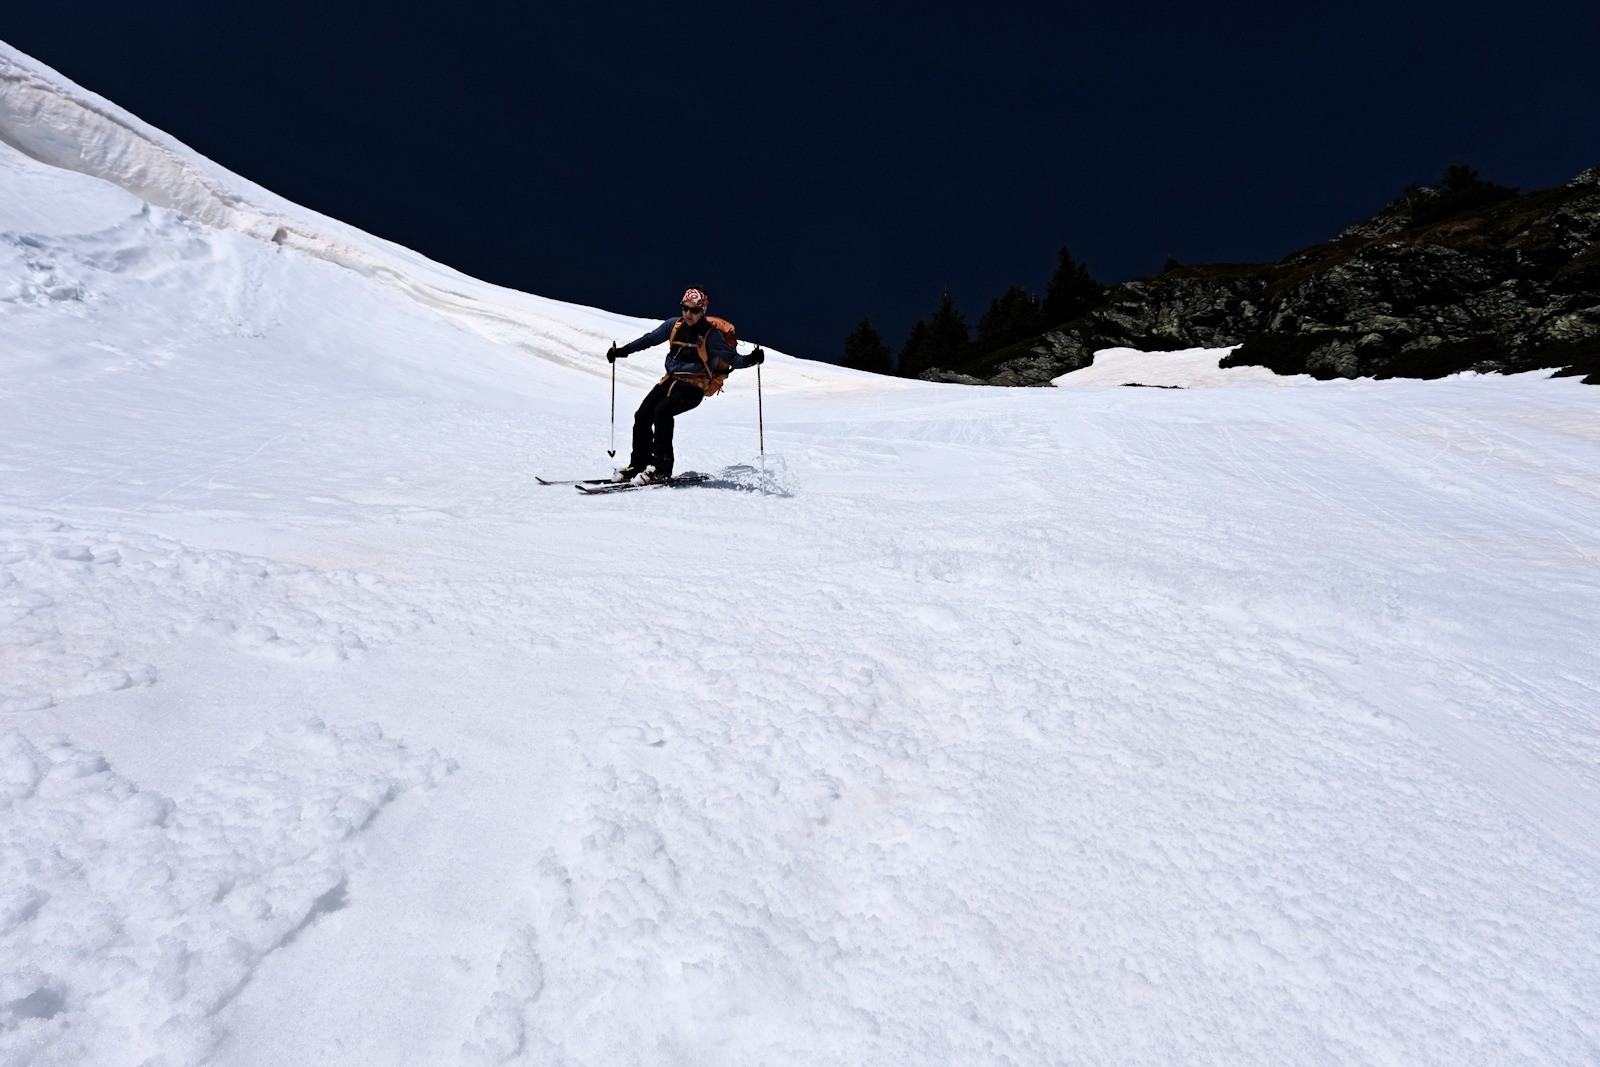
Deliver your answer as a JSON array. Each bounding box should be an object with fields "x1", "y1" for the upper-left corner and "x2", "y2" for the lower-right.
[{"x1": 541, "y1": 475, "x2": 619, "y2": 487}]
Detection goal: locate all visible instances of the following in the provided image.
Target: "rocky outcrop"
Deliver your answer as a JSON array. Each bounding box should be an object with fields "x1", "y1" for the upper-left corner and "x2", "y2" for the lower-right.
[
  {"x1": 941, "y1": 166, "x2": 1600, "y2": 385},
  {"x1": 922, "y1": 327, "x2": 1097, "y2": 386}
]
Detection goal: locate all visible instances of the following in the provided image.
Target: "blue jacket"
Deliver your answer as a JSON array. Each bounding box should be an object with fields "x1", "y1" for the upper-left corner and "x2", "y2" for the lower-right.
[{"x1": 616, "y1": 316, "x2": 757, "y2": 383}]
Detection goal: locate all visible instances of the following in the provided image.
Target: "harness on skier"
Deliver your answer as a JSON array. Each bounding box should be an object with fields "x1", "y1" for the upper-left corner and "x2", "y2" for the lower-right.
[{"x1": 665, "y1": 316, "x2": 738, "y2": 396}]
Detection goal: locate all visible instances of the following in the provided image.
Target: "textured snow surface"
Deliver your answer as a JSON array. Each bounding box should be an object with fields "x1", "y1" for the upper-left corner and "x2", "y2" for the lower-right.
[
  {"x1": 4, "y1": 39, "x2": 1600, "y2": 1067},
  {"x1": 1, "y1": 723, "x2": 452, "y2": 1066}
]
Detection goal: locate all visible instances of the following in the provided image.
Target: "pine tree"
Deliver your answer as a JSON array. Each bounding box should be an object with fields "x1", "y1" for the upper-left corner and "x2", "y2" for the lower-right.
[
  {"x1": 1401, "y1": 164, "x2": 1519, "y2": 226},
  {"x1": 1040, "y1": 246, "x2": 1105, "y2": 327},
  {"x1": 901, "y1": 291, "x2": 969, "y2": 377},
  {"x1": 925, "y1": 291, "x2": 971, "y2": 369},
  {"x1": 842, "y1": 318, "x2": 893, "y2": 374},
  {"x1": 1439, "y1": 163, "x2": 1501, "y2": 195},
  {"x1": 976, "y1": 285, "x2": 1044, "y2": 354},
  {"x1": 896, "y1": 320, "x2": 928, "y2": 377}
]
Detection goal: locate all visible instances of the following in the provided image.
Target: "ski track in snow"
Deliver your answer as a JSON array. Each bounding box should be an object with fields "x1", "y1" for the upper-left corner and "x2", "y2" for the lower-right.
[{"x1": 3, "y1": 43, "x2": 1600, "y2": 1066}]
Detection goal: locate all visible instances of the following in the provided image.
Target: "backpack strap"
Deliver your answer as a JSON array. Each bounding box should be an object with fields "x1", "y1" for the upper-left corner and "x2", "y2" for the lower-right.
[{"x1": 667, "y1": 320, "x2": 725, "y2": 394}]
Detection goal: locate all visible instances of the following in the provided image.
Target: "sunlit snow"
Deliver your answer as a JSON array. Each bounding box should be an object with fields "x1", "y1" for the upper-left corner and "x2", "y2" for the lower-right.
[{"x1": 3, "y1": 40, "x2": 1598, "y2": 1066}]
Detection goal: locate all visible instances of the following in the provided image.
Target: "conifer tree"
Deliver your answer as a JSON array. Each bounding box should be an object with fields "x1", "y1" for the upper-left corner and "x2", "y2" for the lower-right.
[
  {"x1": 842, "y1": 318, "x2": 893, "y2": 374},
  {"x1": 1041, "y1": 246, "x2": 1105, "y2": 327},
  {"x1": 896, "y1": 319, "x2": 928, "y2": 378},
  {"x1": 922, "y1": 291, "x2": 970, "y2": 372},
  {"x1": 1403, "y1": 163, "x2": 1519, "y2": 225},
  {"x1": 976, "y1": 285, "x2": 1044, "y2": 353}
]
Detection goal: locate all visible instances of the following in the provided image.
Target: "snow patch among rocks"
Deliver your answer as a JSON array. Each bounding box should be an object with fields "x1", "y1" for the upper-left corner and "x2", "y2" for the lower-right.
[{"x1": 1053, "y1": 345, "x2": 1312, "y2": 388}]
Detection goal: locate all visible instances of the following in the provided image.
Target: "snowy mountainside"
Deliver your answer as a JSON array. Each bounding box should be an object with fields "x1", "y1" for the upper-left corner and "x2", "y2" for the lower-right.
[
  {"x1": 0, "y1": 40, "x2": 828, "y2": 384},
  {"x1": 5, "y1": 38, "x2": 1600, "y2": 1067}
]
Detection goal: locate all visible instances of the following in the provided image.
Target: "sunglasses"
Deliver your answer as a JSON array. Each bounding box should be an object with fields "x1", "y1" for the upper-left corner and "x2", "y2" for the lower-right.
[{"x1": 681, "y1": 304, "x2": 704, "y2": 314}]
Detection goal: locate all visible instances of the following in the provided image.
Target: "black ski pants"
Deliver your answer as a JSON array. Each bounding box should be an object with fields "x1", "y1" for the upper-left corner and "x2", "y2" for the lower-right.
[{"x1": 630, "y1": 377, "x2": 703, "y2": 476}]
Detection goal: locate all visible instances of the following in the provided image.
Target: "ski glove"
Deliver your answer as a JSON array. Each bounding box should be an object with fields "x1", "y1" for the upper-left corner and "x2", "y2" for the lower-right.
[
  {"x1": 607, "y1": 344, "x2": 625, "y2": 363},
  {"x1": 747, "y1": 346, "x2": 766, "y2": 366}
]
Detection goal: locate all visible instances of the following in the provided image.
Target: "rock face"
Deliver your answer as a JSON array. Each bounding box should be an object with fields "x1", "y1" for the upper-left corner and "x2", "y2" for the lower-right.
[{"x1": 937, "y1": 167, "x2": 1600, "y2": 386}]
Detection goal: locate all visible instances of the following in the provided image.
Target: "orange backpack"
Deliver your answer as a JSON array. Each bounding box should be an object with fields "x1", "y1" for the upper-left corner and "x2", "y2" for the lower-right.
[{"x1": 668, "y1": 316, "x2": 739, "y2": 396}]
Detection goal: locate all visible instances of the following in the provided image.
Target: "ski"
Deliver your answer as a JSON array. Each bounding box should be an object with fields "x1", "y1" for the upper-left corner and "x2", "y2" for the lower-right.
[
  {"x1": 575, "y1": 472, "x2": 711, "y2": 495},
  {"x1": 536, "y1": 475, "x2": 618, "y2": 486}
]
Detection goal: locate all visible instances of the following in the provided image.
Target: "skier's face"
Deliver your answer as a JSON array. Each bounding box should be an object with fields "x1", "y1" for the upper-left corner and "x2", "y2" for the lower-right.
[{"x1": 680, "y1": 303, "x2": 705, "y2": 325}]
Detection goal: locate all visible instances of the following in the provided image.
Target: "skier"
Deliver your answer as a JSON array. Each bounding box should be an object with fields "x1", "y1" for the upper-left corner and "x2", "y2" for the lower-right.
[{"x1": 606, "y1": 287, "x2": 764, "y2": 484}]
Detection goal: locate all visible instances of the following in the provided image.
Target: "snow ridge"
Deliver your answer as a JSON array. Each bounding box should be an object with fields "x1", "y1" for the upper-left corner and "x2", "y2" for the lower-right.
[{"x1": 0, "y1": 42, "x2": 660, "y2": 375}]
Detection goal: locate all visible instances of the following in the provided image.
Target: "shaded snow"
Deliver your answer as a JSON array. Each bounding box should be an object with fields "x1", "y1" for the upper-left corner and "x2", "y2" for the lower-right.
[{"x1": 4, "y1": 38, "x2": 1600, "y2": 1067}]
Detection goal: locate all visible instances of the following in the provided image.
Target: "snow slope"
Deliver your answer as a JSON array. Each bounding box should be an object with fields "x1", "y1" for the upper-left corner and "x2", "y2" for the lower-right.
[{"x1": 4, "y1": 41, "x2": 1600, "y2": 1066}]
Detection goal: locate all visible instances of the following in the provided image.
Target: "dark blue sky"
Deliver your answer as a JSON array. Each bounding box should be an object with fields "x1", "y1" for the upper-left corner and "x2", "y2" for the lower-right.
[{"x1": 7, "y1": 2, "x2": 1597, "y2": 360}]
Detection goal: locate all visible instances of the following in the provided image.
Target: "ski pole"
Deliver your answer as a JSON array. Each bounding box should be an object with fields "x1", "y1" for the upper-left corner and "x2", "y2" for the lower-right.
[
  {"x1": 757, "y1": 362, "x2": 765, "y2": 459},
  {"x1": 607, "y1": 344, "x2": 617, "y2": 457}
]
